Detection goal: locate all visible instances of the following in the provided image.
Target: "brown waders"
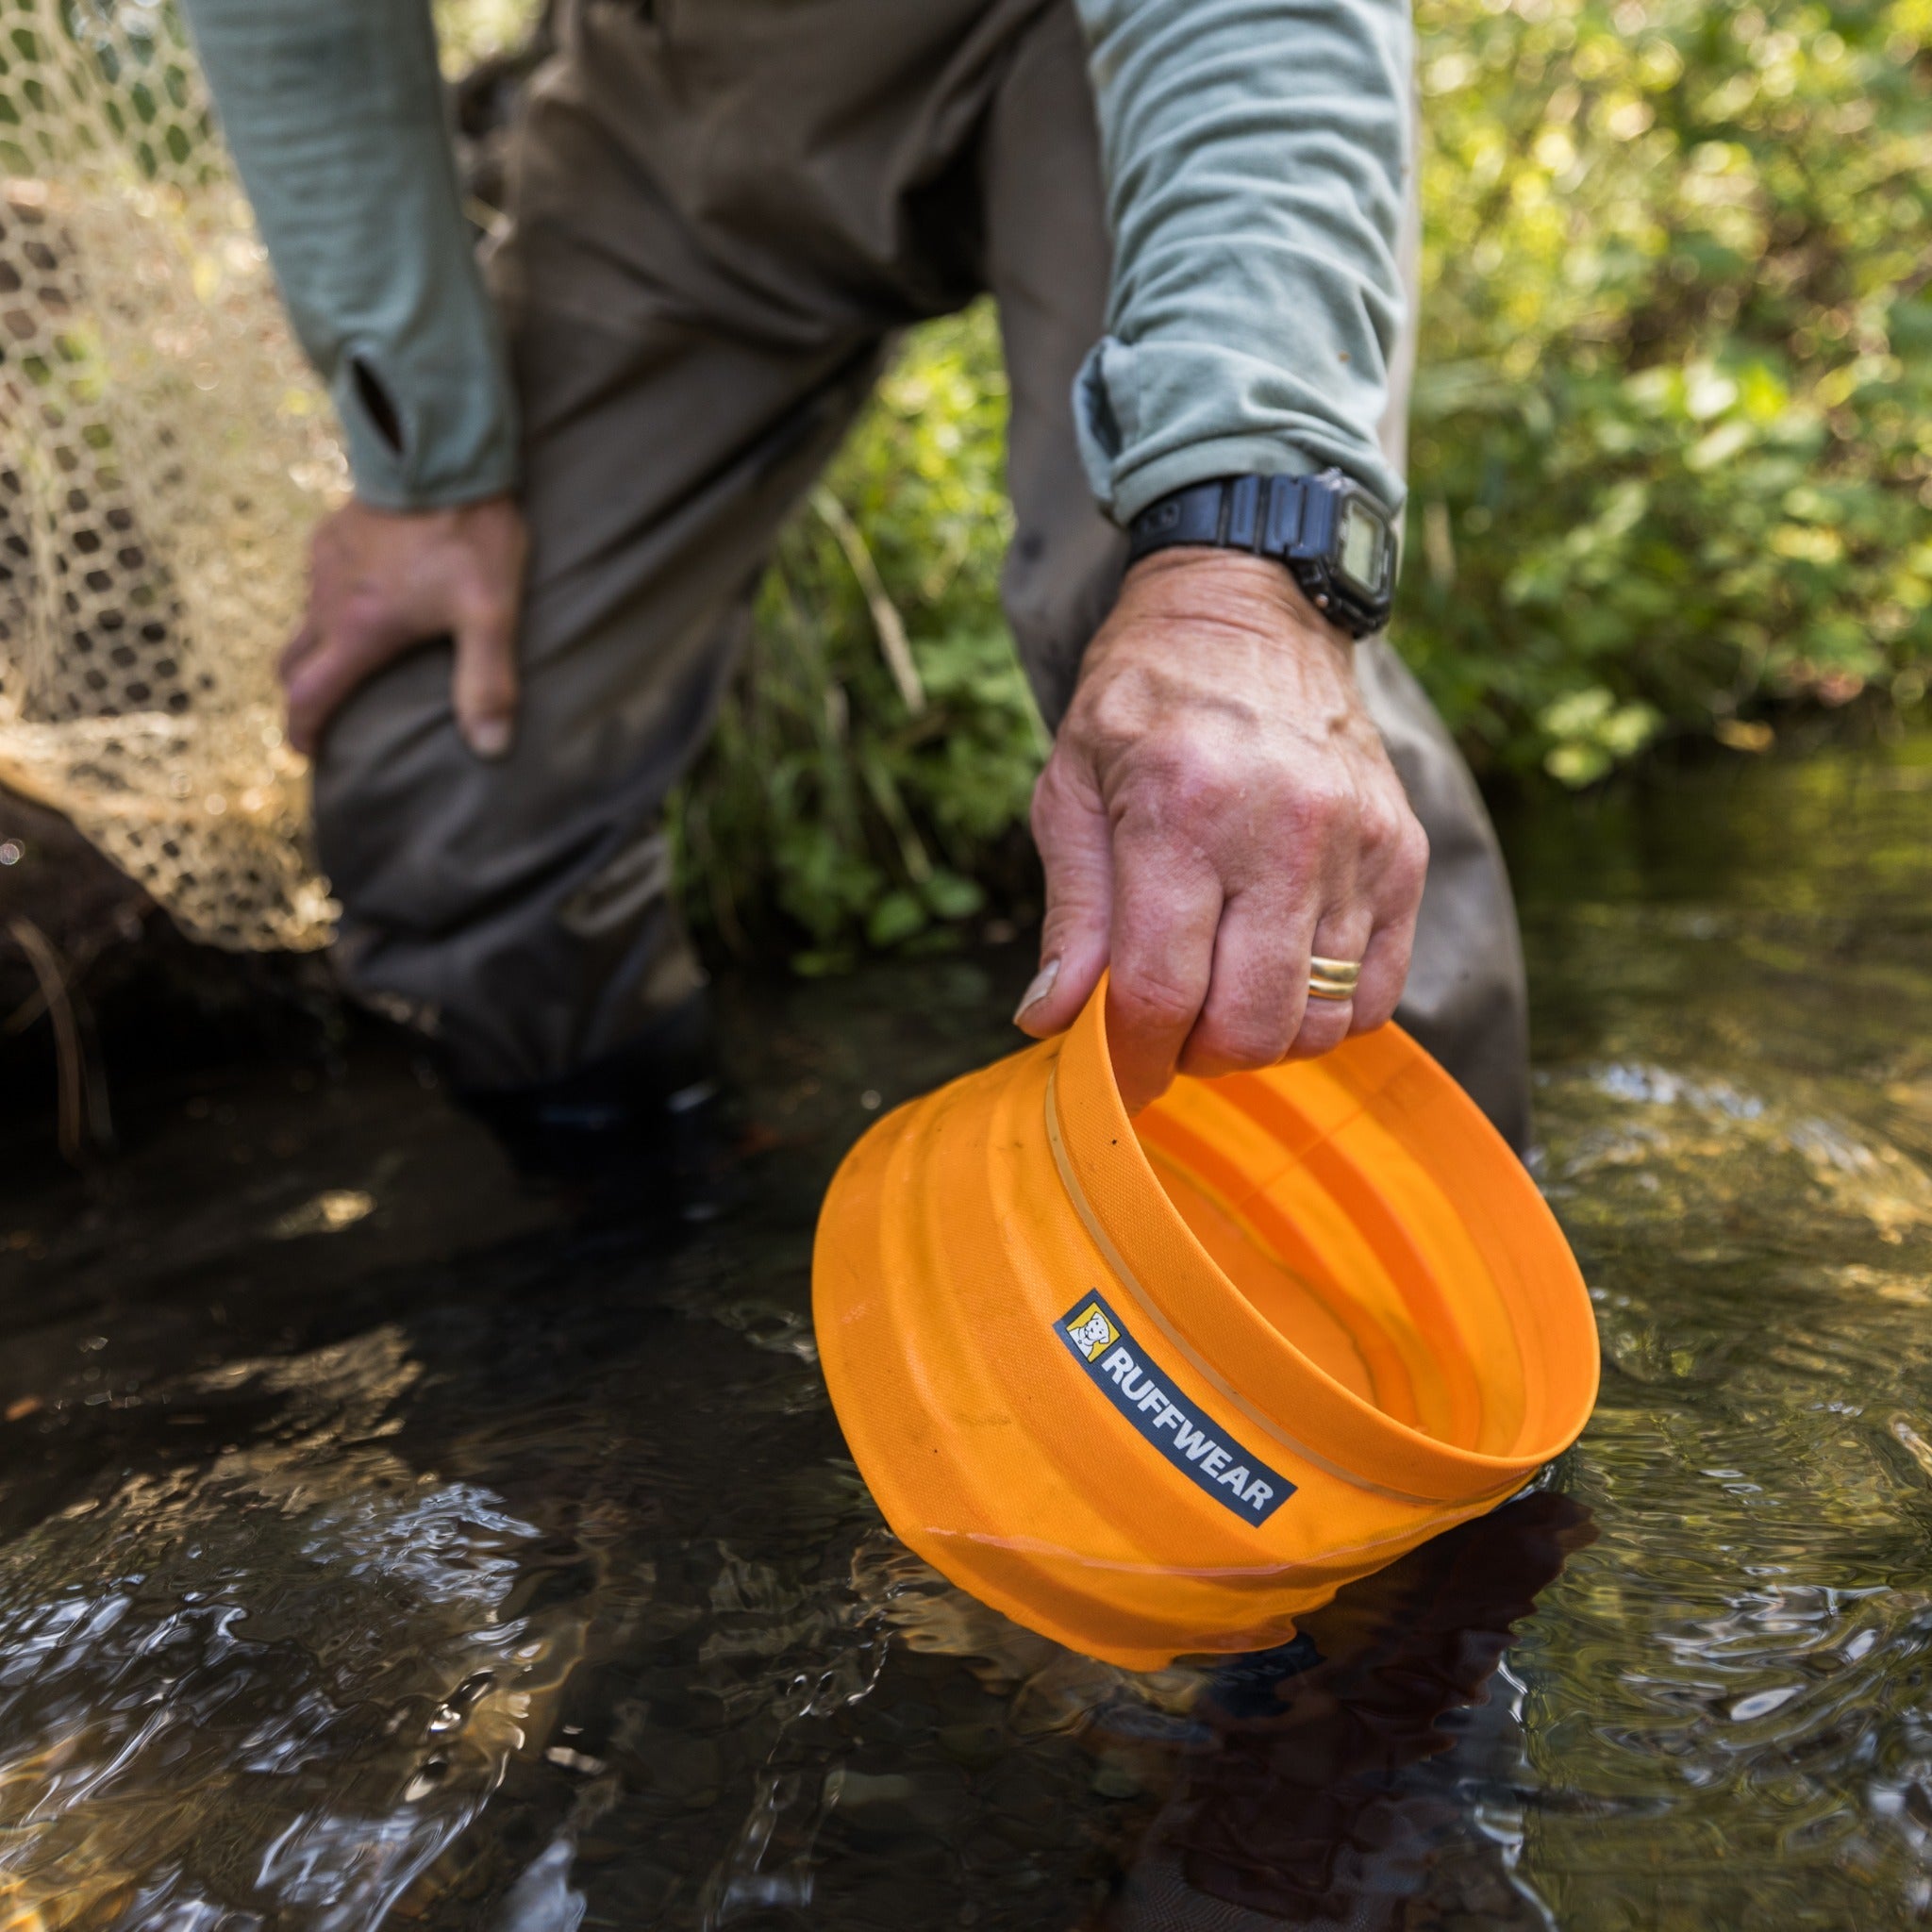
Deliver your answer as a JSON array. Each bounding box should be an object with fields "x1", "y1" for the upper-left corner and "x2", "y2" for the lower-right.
[{"x1": 313, "y1": 0, "x2": 1533, "y2": 1149}]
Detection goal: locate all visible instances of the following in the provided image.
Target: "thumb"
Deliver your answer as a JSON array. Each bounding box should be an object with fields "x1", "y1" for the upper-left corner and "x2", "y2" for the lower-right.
[
  {"x1": 1016, "y1": 751, "x2": 1113, "y2": 1038},
  {"x1": 451, "y1": 597, "x2": 520, "y2": 760}
]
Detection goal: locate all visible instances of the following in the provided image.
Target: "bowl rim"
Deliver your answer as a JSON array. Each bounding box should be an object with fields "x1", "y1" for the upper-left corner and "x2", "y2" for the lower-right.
[{"x1": 1046, "y1": 978, "x2": 1601, "y2": 1501}]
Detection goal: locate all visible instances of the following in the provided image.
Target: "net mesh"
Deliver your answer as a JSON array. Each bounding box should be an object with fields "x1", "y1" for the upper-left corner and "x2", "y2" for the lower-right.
[{"x1": 0, "y1": 0, "x2": 531, "y2": 950}]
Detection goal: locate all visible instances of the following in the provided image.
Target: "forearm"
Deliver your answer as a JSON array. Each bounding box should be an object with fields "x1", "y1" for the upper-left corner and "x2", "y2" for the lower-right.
[
  {"x1": 182, "y1": 0, "x2": 518, "y2": 509},
  {"x1": 1073, "y1": 0, "x2": 1412, "y2": 520}
]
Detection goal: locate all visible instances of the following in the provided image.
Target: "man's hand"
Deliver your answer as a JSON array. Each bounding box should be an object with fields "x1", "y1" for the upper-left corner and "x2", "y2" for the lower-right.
[
  {"x1": 1015, "y1": 548, "x2": 1427, "y2": 1112},
  {"x1": 279, "y1": 495, "x2": 528, "y2": 759}
]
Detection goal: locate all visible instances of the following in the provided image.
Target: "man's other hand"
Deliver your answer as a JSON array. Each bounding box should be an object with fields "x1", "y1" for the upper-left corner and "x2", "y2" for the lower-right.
[
  {"x1": 280, "y1": 495, "x2": 528, "y2": 759},
  {"x1": 1015, "y1": 549, "x2": 1428, "y2": 1113}
]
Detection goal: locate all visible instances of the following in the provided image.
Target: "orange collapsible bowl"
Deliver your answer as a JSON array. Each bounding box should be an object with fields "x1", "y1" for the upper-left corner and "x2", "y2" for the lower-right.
[{"x1": 812, "y1": 980, "x2": 1600, "y2": 1670}]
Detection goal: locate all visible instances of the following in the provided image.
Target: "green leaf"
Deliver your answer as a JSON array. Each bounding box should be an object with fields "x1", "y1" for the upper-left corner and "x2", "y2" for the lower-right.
[
  {"x1": 866, "y1": 891, "x2": 930, "y2": 949},
  {"x1": 922, "y1": 870, "x2": 986, "y2": 922}
]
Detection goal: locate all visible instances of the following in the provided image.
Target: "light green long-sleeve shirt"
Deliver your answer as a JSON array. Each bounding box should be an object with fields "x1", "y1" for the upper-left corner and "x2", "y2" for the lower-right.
[{"x1": 181, "y1": 0, "x2": 1410, "y2": 522}]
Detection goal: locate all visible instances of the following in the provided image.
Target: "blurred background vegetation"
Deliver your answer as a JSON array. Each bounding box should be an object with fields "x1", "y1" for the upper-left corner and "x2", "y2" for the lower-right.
[
  {"x1": 670, "y1": 0, "x2": 1932, "y2": 967},
  {"x1": 7, "y1": 0, "x2": 1926, "y2": 979}
]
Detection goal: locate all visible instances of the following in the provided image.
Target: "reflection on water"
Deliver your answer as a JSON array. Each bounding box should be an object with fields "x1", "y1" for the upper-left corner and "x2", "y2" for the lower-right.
[
  {"x1": 3, "y1": 733, "x2": 1932, "y2": 1926},
  {"x1": 1100, "y1": 1492, "x2": 1596, "y2": 1931},
  {"x1": 0, "y1": 1324, "x2": 593, "y2": 1928}
]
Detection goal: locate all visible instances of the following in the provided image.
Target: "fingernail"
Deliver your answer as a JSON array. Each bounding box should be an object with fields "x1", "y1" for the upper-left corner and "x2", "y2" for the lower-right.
[
  {"x1": 468, "y1": 717, "x2": 512, "y2": 760},
  {"x1": 1013, "y1": 957, "x2": 1060, "y2": 1024}
]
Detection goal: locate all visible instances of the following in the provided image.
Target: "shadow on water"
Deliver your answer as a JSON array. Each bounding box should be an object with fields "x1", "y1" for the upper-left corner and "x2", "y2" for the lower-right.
[{"x1": 4, "y1": 731, "x2": 1932, "y2": 1927}]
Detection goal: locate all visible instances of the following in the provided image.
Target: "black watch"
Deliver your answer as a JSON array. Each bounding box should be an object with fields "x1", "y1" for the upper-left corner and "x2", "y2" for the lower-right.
[{"x1": 1124, "y1": 470, "x2": 1399, "y2": 638}]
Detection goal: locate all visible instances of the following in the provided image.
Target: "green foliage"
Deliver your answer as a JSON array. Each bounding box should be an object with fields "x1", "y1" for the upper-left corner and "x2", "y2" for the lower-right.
[
  {"x1": 1406, "y1": 0, "x2": 1932, "y2": 782},
  {"x1": 670, "y1": 308, "x2": 1046, "y2": 971},
  {"x1": 676, "y1": 0, "x2": 1932, "y2": 955}
]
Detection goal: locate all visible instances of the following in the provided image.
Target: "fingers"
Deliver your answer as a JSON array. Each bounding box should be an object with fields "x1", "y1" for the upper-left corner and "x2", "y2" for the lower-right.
[
  {"x1": 282, "y1": 620, "x2": 395, "y2": 758},
  {"x1": 1025, "y1": 767, "x2": 1420, "y2": 1104},
  {"x1": 1174, "y1": 812, "x2": 1424, "y2": 1077},
  {"x1": 1104, "y1": 817, "x2": 1224, "y2": 1113},
  {"x1": 1015, "y1": 752, "x2": 1114, "y2": 1039},
  {"x1": 277, "y1": 496, "x2": 527, "y2": 762},
  {"x1": 1176, "y1": 890, "x2": 1323, "y2": 1080},
  {"x1": 1344, "y1": 903, "x2": 1417, "y2": 1035},
  {"x1": 283, "y1": 606, "x2": 520, "y2": 761},
  {"x1": 1280, "y1": 907, "x2": 1374, "y2": 1060},
  {"x1": 1280, "y1": 814, "x2": 1424, "y2": 1058},
  {"x1": 452, "y1": 596, "x2": 520, "y2": 759}
]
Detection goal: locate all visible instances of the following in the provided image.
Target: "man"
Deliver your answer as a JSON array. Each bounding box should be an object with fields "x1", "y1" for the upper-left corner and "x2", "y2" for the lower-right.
[{"x1": 182, "y1": 0, "x2": 1529, "y2": 1193}]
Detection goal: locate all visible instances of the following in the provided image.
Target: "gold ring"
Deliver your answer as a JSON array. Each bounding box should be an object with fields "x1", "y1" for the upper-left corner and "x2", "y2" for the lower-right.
[{"x1": 1307, "y1": 954, "x2": 1362, "y2": 1003}]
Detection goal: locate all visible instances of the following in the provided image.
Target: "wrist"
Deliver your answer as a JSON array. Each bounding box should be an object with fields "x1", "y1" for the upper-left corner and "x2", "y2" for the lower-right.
[{"x1": 1111, "y1": 548, "x2": 1357, "y2": 663}]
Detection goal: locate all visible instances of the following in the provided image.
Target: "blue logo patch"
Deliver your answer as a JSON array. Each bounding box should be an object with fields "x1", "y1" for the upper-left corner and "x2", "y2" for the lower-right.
[{"x1": 1055, "y1": 1293, "x2": 1294, "y2": 1525}]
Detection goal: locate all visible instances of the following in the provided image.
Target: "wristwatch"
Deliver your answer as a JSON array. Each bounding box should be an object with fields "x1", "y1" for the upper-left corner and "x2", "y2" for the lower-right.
[{"x1": 1124, "y1": 469, "x2": 1400, "y2": 638}]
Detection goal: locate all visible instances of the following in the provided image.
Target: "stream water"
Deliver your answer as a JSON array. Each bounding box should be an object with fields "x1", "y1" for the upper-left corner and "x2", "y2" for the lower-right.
[{"x1": 4, "y1": 733, "x2": 1931, "y2": 1930}]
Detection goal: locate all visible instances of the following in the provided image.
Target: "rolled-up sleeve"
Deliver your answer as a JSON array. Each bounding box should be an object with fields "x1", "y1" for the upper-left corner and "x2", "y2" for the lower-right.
[
  {"x1": 1072, "y1": 0, "x2": 1412, "y2": 521},
  {"x1": 182, "y1": 0, "x2": 518, "y2": 510}
]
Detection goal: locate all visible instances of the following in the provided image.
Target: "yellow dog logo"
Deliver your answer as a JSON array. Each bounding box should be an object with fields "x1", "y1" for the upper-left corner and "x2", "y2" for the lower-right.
[{"x1": 1064, "y1": 1302, "x2": 1119, "y2": 1362}]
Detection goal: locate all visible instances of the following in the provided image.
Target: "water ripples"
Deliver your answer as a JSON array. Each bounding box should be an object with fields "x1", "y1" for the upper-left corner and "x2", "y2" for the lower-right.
[
  {"x1": 0, "y1": 1329, "x2": 588, "y2": 1930},
  {"x1": 7, "y1": 741, "x2": 1932, "y2": 1924}
]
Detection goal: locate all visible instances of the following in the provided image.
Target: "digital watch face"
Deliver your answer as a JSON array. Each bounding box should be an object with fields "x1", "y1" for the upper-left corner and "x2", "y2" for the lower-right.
[{"x1": 1336, "y1": 496, "x2": 1391, "y2": 598}]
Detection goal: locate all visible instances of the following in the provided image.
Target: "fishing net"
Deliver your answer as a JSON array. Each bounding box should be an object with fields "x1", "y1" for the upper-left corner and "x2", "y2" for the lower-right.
[{"x1": 0, "y1": 0, "x2": 535, "y2": 950}]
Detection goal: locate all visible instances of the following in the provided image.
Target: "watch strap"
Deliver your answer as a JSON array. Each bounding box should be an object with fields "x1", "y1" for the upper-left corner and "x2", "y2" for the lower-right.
[
  {"x1": 1124, "y1": 471, "x2": 1396, "y2": 638},
  {"x1": 1126, "y1": 474, "x2": 1320, "y2": 567}
]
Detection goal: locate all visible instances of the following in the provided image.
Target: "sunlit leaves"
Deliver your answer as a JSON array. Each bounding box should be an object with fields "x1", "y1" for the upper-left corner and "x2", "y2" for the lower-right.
[
  {"x1": 670, "y1": 306, "x2": 1043, "y2": 966},
  {"x1": 1405, "y1": 0, "x2": 1932, "y2": 782},
  {"x1": 675, "y1": 0, "x2": 1932, "y2": 960}
]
